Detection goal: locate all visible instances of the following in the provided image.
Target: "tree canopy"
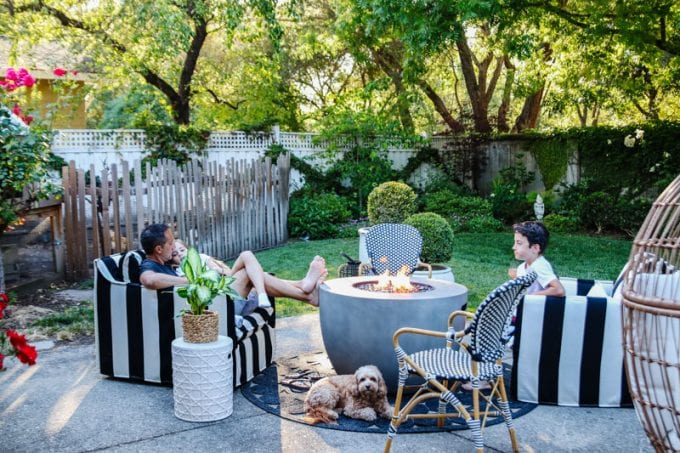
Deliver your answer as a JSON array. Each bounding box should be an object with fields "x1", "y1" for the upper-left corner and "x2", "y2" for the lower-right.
[{"x1": 1, "y1": 0, "x2": 678, "y2": 132}]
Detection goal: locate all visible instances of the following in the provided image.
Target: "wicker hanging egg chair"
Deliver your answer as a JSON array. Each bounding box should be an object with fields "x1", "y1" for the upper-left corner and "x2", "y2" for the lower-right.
[{"x1": 621, "y1": 174, "x2": 680, "y2": 452}]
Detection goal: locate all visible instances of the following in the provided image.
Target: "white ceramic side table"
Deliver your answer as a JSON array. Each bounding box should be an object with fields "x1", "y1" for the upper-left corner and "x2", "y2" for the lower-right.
[{"x1": 171, "y1": 335, "x2": 233, "y2": 422}]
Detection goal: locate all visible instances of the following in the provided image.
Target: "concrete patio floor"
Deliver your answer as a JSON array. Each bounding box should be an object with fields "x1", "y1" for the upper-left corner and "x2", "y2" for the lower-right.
[{"x1": 0, "y1": 313, "x2": 654, "y2": 452}]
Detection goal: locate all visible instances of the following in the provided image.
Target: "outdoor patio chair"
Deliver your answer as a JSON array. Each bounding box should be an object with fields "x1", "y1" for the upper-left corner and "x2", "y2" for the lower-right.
[
  {"x1": 362, "y1": 223, "x2": 432, "y2": 278},
  {"x1": 93, "y1": 250, "x2": 276, "y2": 387},
  {"x1": 384, "y1": 272, "x2": 537, "y2": 453}
]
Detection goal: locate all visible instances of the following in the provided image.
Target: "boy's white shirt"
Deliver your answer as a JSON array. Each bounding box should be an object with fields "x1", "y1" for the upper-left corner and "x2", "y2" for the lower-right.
[{"x1": 517, "y1": 255, "x2": 558, "y2": 294}]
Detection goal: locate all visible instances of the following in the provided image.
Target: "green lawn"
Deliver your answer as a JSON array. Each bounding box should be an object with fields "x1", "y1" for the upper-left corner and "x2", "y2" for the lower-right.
[{"x1": 249, "y1": 232, "x2": 632, "y2": 318}]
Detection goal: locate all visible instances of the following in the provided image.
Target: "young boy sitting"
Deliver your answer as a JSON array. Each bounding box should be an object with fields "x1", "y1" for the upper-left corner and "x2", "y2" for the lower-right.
[{"x1": 508, "y1": 221, "x2": 565, "y2": 296}]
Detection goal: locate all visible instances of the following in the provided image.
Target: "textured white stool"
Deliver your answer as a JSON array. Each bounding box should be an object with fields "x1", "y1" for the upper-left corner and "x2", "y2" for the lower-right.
[{"x1": 172, "y1": 335, "x2": 233, "y2": 422}]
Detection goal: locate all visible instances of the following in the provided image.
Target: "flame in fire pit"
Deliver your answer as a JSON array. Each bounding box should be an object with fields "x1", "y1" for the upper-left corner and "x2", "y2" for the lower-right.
[{"x1": 375, "y1": 264, "x2": 414, "y2": 293}]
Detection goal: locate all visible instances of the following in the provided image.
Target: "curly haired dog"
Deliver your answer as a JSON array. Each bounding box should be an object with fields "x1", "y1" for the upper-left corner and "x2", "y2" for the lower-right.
[{"x1": 303, "y1": 365, "x2": 393, "y2": 424}]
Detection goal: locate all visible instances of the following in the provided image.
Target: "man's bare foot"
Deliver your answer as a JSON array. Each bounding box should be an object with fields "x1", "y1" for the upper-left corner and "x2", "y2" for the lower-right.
[
  {"x1": 301, "y1": 256, "x2": 326, "y2": 293},
  {"x1": 307, "y1": 271, "x2": 328, "y2": 307}
]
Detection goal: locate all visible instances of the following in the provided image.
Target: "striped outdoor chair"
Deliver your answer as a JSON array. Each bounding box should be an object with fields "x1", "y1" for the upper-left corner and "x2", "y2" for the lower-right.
[
  {"x1": 94, "y1": 250, "x2": 276, "y2": 387},
  {"x1": 362, "y1": 223, "x2": 432, "y2": 278},
  {"x1": 385, "y1": 272, "x2": 537, "y2": 453}
]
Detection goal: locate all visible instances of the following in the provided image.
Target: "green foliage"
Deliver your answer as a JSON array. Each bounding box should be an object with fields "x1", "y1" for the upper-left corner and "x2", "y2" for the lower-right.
[
  {"x1": 555, "y1": 177, "x2": 653, "y2": 236},
  {"x1": 288, "y1": 191, "x2": 352, "y2": 240},
  {"x1": 176, "y1": 248, "x2": 240, "y2": 315},
  {"x1": 367, "y1": 181, "x2": 417, "y2": 224},
  {"x1": 423, "y1": 191, "x2": 494, "y2": 231},
  {"x1": 490, "y1": 161, "x2": 534, "y2": 224},
  {"x1": 404, "y1": 212, "x2": 454, "y2": 263},
  {"x1": 542, "y1": 213, "x2": 579, "y2": 233},
  {"x1": 566, "y1": 122, "x2": 680, "y2": 198},
  {"x1": 0, "y1": 107, "x2": 59, "y2": 235},
  {"x1": 143, "y1": 124, "x2": 210, "y2": 166},
  {"x1": 33, "y1": 302, "x2": 94, "y2": 336},
  {"x1": 529, "y1": 137, "x2": 573, "y2": 190},
  {"x1": 464, "y1": 215, "x2": 505, "y2": 233}
]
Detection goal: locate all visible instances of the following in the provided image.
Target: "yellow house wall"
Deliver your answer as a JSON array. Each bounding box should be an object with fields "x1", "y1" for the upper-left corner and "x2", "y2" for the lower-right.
[{"x1": 29, "y1": 79, "x2": 87, "y2": 129}]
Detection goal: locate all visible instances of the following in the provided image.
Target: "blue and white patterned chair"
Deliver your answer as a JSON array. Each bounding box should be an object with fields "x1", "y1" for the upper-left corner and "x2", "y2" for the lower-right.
[
  {"x1": 385, "y1": 272, "x2": 537, "y2": 453},
  {"x1": 94, "y1": 250, "x2": 276, "y2": 388},
  {"x1": 362, "y1": 223, "x2": 432, "y2": 278}
]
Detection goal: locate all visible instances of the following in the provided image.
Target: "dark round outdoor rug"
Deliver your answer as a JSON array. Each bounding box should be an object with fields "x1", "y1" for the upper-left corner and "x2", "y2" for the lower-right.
[{"x1": 241, "y1": 351, "x2": 537, "y2": 433}]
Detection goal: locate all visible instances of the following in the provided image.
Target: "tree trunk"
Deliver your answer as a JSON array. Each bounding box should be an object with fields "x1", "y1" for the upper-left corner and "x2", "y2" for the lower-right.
[
  {"x1": 512, "y1": 85, "x2": 545, "y2": 132},
  {"x1": 512, "y1": 43, "x2": 552, "y2": 132},
  {"x1": 416, "y1": 81, "x2": 466, "y2": 133},
  {"x1": 371, "y1": 46, "x2": 415, "y2": 132},
  {"x1": 497, "y1": 56, "x2": 514, "y2": 132}
]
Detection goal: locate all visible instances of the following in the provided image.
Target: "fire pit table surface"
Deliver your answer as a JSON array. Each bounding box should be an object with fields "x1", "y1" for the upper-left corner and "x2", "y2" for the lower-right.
[{"x1": 319, "y1": 276, "x2": 468, "y2": 392}]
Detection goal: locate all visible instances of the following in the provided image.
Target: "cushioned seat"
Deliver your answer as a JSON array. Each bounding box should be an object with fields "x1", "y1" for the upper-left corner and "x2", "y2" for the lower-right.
[
  {"x1": 94, "y1": 250, "x2": 276, "y2": 387},
  {"x1": 510, "y1": 277, "x2": 632, "y2": 407}
]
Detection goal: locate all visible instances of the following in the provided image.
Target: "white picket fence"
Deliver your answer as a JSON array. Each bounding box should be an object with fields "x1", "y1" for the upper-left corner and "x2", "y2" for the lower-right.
[
  {"x1": 50, "y1": 127, "x2": 578, "y2": 194},
  {"x1": 50, "y1": 127, "x2": 457, "y2": 190}
]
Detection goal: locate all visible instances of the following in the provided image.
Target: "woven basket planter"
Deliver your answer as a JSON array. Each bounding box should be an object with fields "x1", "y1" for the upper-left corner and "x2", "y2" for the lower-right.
[
  {"x1": 622, "y1": 174, "x2": 680, "y2": 452},
  {"x1": 182, "y1": 310, "x2": 219, "y2": 343}
]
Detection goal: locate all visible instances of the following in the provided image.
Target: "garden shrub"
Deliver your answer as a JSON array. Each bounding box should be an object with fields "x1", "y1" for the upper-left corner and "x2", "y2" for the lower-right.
[
  {"x1": 579, "y1": 191, "x2": 617, "y2": 233},
  {"x1": 490, "y1": 160, "x2": 534, "y2": 224},
  {"x1": 288, "y1": 191, "x2": 351, "y2": 239},
  {"x1": 404, "y1": 212, "x2": 454, "y2": 263},
  {"x1": 464, "y1": 215, "x2": 505, "y2": 233},
  {"x1": 420, "y1": 190, "x2": 492, "y2": 231},
  {"x1": 543, "y1": 213, "x2": 579, "y2": 233},
  {"x1": 367, "y1": 181, "x2": 417, "y2": 224}
]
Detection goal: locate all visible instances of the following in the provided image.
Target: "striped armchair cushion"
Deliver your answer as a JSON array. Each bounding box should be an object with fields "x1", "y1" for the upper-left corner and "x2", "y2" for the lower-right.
[{"x1": 511, "y1": 277, "x2": 631, "y2": 407}]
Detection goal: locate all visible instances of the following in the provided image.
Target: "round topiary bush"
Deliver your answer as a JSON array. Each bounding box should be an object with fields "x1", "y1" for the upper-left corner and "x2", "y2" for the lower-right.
[
  {"x1": 404, "y1": 212, "x2": 454, "y2": 263},
  {"x1": 367, "y1": 181, "x2": 416, "y2": 224}
]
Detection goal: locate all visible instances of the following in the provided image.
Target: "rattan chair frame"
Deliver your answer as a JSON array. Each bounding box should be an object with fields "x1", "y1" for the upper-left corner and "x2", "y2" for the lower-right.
[
  {"x1": 622, "y1": 173, "x2": 680, "y2": 452},
  {"x1": 384, "y1": 273, "x2": 537, "y2": 453}
]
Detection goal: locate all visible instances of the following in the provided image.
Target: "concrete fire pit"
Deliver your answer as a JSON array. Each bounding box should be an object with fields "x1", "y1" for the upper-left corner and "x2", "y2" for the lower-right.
[{"x1": 319, "y1": 276, "x2": 468, "y2": 392}]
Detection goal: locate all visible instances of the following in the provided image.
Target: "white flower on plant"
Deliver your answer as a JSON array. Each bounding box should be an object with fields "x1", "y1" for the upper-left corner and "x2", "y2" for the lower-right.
[
  {"x1": 607, "y1": 139, "x2": 612, "y2": 145},
  {"x1": 663, "y1": 152, "x2": 670, "y2": 159},
  {"x1": 624, "y1": 135, "x2": 636, "y2": 148},
  {"x1": 635, "y1": 129, "x2": 644, "y2": 140}
]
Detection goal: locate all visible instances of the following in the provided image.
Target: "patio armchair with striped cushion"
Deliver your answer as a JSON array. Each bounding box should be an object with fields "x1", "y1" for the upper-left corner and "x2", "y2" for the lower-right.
[{"x1": 93, "y1": 250, "x2": 276, "y2": 387}]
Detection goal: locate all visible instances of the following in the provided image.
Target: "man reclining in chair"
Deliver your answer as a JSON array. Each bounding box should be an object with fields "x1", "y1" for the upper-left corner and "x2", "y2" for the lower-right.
[{"x1": 138, "y1": 223, "x2": 327, "y2": 309}]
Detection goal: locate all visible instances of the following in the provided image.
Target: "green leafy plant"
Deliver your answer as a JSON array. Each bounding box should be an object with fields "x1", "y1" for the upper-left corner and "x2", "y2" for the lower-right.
[
  {"x1": 177, "y1": 247, "x2": 240, "y2": 315},
  {"x1": 288, "y1": 191, "x2": 352, "y2": 239},
  {"x1": 404, "y1": 212, "x2": 454, "y2": 263},
  {"x1": 367, "y1": 181, "x2": 416, "y2": 224},
  {"x1": 464, "y1": 215, "x2": 505, "y2": 233}
]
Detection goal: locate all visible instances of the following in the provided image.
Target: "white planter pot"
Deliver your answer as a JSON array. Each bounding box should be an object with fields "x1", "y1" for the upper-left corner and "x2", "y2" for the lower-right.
[
  {"x1": 358, "y1": 226, "x2": 370, "y2": 263},
  {"x1": 412, "y1": 264, "x2": 455, "y2": 283}
]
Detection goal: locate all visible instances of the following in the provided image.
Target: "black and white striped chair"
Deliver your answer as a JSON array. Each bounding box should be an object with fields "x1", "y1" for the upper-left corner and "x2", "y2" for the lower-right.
[
  {"x1": 94, "y1": 250, "x2": 276, "y2": 387},
  {"x1": 363, "y1": 223, "x2": 432, "y2": 278},
  {"x1": 511, "y1": 277, "x2": 632, "y2": 407},
  {"x1": 385, "y1": 272, "x2": 537, "y2": 453}
]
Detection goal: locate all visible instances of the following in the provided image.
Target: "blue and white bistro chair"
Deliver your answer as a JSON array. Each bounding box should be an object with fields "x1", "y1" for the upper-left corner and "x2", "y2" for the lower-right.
[
  {"x1": 362, "y1": 223, "x2": 432, "y2": 278},
  {"x1": 384, "y1": 272, "x2": 537, "y2": 453}
]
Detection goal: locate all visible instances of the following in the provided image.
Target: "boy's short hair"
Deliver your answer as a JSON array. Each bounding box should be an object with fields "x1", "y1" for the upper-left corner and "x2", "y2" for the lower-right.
[
  {"x1": 140, "y1": 223, "x2": 170, "y2": 255},
  {"x1": 513, "y1": 221, "x2": 550, "y2": 254}
]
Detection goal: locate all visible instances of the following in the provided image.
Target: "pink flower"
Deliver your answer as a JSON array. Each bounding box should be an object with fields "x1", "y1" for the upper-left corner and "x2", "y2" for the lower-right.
[
  {"x1": 22, "y1": 74, "x2": 35, "y2": 88},
  {"x1": 12, "y1": 104, "x2": 22, "y2": 116},
  {"x1": 5, "y1": 67, "x2": 18, "y2": 81},
  {"x1": 0, "y1": 352, "x2": 4, "y2": 370},
  {"x1": 71, "y1": 70, "x2": 78, "y2": 76},
  {"x1": 22, "y1": 115, "x2": 33, "y2": 125},
  {"x1": 53, "y1": 68, "x2": 67, "y2": 77}
]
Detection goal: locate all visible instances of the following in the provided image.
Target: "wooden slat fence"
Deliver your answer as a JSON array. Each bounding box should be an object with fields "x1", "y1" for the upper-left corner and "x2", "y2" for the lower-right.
[{"x1": 61, "y1": 155, "x2": 290, "y2": 281}]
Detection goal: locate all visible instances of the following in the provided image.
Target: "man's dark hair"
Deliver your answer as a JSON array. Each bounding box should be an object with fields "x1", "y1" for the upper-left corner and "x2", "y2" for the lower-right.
[
  {"x1": 513, "y1": 221, "x2": 550, "y2": 254},
  {"x1": 140, "y1": 223, "x2": 169, "y2": 255}
]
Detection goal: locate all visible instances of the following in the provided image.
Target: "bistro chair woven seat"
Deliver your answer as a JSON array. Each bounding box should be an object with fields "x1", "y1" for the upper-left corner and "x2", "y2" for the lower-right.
[
  {"x1": 362, "y1": 223, "x2": 432, "y2": 278},
  {"x1": 384, "y1": 272, "x2": 537, "y2": 453}
]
